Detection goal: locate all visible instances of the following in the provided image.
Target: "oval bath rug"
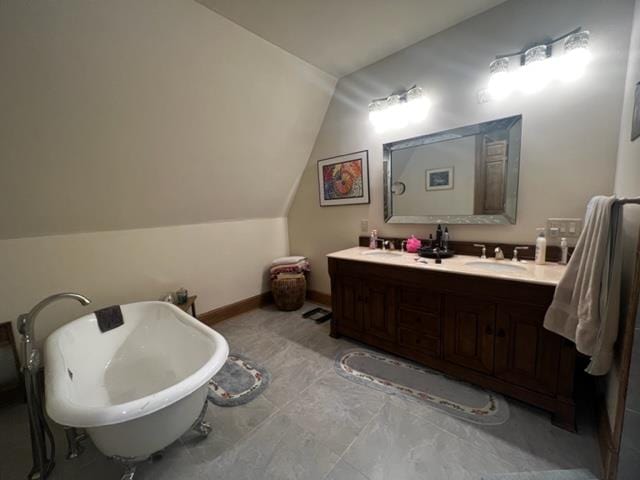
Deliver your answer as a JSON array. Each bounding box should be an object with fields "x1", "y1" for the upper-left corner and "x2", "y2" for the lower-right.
[
  {"x1": 208, "y1": 353, "x2": 270, "y2": 407},
  {"x1": 335, "y1": 349, "x2": 509, "y2": 425}
]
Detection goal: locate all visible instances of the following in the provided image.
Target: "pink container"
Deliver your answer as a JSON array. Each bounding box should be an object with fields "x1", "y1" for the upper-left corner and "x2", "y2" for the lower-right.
[{"x1": 406, "y1": 235, "x2": 421, "y2": 253}]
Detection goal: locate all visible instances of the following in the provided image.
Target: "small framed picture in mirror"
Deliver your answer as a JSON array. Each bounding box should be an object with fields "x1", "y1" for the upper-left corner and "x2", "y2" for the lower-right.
[
  {"x1": 632, "y1": 82, "x2": 640, "y2": 142},
  {"x1": 426, "y1": 167, "x2": 454, "y2": 191}
]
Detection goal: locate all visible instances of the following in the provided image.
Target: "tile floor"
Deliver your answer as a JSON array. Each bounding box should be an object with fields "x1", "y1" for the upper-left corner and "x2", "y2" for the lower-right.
[{"x1": 0, "y1": 303, "x2": 601, "y2": 480}]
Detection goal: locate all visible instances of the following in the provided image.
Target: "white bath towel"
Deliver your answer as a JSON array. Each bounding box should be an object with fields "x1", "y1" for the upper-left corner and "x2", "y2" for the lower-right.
[
  {"x1": 543, "y1": 196, "x2": 622, "y2": 375},
  {"x1": 271, "y1": 256, "x2": 307, "y2": 266}
]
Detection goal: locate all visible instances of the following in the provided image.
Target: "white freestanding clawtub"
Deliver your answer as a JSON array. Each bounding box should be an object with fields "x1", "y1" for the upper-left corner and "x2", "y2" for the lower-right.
[{"x1": 44, "y1": 301, "x2": 228, "y2": 478}]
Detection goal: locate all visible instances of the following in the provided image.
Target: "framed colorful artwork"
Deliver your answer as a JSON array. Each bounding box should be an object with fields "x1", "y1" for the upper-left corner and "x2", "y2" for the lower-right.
[
  {"x1": 632, "y1": 82, "x2": 640, "y2": 142},
  {"x1": 317, "y1": 150, "x2": 370, "y2": 206}
]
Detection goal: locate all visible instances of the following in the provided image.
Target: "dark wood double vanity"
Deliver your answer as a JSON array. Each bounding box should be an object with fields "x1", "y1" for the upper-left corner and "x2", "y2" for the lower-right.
[{"x1": 328, "y1": 246, "x2": 577, "y2": 431}]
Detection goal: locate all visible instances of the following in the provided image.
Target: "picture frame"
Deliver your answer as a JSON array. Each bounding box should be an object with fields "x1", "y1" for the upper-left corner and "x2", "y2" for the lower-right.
[
  {"x1": 426, "y1": 167, "x2": 454, "y2": 191},
  {"x1": 317, "y1": 150, "x2": 370, "y2": 206},
  {"x1": 632, "y1": 82, "x2": 640, "y2": 142}
]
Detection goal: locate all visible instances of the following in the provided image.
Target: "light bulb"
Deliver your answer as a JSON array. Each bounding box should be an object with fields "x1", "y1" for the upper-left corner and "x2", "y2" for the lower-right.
[
  {"x1": 405, "y1": 86, "x2": 430, "y2": 123},
  {"x1": 557, "y1": 31, "x2": 591, "y2": 82},
  {"x1": 368, "y1": 100, "x2": 387, "y2": 132},
  {"x1": 487, "y1": 57, "x2": 513, "y2": 100},
  {"x1": 519, "y1": 45, "x2": 552, "y2": 94},
  {"x1": 385, "y1": 95, "x2": 408, "y2": 130}
]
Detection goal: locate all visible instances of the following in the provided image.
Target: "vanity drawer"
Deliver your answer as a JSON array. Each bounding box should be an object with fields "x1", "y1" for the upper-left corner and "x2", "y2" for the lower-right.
[
  {"x1": 398, "y1": 307, "x2": 440, "y2": 336},
  {"x1": 398, "y1": 328, "x2": 440, "y2": 357},
  {"x1": 400, "y1": 289, "x2": 441, "y2": 313}
]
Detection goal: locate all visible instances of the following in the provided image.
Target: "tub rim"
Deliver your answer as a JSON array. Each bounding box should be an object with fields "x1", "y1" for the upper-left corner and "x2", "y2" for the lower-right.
[{"x1": 44, "y1": 301, "x2": 229, "y2": 428}]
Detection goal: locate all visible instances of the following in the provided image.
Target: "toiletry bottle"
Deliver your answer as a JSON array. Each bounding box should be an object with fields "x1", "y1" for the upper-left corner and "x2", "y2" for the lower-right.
[
  {"x1": 425, "y1": 234, "x2": 433, "y2": 249},
  {"x1": 443, "y1": 227, "x2": 449, "y2": 251},
  {"x1": 560, "y1": 237, "x2": 568, "y2": 265},
  {"x1": 369, "y1": 229, "x2": 378, "y2": 249},
  {"x1": 436, "y1": 224, "x2": 442, "y2": 249},
  {"x1": 535, "y1": 228, "x2": 547, "y2": 265}
]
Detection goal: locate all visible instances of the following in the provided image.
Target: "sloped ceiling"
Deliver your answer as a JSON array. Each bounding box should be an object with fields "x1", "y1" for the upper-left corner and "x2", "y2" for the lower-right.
[
  {"x1": 0, "y1": 0, "x2": 336, "y2": 239},
  {"x1": 196, "y1": 0, "x2": 507, "y2": 77}
]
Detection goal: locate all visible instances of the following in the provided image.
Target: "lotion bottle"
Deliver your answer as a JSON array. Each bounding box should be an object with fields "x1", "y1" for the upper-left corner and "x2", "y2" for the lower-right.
[{"x1": 535, "y1": 228, "x2": 547, "y2": 265}]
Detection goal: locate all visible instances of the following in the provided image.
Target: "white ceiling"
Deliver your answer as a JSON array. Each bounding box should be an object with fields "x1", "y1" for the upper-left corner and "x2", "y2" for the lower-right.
[{"x1": 196, "y1": 0, "x2": 507, "y2": 78}]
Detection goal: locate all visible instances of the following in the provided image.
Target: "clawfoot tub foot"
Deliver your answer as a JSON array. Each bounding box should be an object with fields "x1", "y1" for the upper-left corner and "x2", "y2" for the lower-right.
[
  {"x1": 120, "y1": 464, "x2": 136, "y2": 480},
  {"x1": 191, "y1": 400, "x2": 212, "y2": 438},
  {"x1": 111, "y1": 456, "x2": 138, "y2": 480},
  {"x1": 64, "y1": 427, "x2": 86, "y2": 460}
]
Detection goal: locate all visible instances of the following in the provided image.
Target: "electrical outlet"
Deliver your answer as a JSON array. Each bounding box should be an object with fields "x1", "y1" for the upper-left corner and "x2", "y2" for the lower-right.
[
  {"x1": 360, "y1": 219, "x2": 369, "y2": 233},
  {"x1": 547, "y1": 218, "x2": 583, "y2": 239}
]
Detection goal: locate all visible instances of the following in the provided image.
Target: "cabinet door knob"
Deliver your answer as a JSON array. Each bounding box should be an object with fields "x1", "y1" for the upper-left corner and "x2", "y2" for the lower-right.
[
  {"x1": 485, "y1": 326, "x2": 494, "y2": 336},
  {"x1": 497, "y1": 328, "x2": 506, "y2": 338}
]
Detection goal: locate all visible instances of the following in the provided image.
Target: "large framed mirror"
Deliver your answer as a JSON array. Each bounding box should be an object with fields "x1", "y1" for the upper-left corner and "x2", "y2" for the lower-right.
[{"x1": 383, "y1": 115, "x2": 522, "y2": 224}]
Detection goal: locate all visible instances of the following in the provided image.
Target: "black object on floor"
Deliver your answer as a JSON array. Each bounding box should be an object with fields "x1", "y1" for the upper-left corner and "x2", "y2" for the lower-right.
[
  {"x1": 302, "y1": 307, "x2": 332, "y2": 323},
  {"x1": 94, "y1": 305, "x2": 124, "y2": 332}
]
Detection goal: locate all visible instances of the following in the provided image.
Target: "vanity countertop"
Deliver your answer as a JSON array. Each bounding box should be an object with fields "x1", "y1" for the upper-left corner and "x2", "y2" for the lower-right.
[{"x1": 327, "y1": 247, "x2": 567, "y2": 287}]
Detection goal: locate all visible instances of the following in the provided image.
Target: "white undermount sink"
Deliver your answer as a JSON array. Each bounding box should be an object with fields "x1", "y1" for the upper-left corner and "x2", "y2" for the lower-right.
[
  {"x1": 361, "y1": 250, "x2": 403, "y2": 257},
  {"x1": 464, "y1": 261, "x2": 527, "y2": 273}
]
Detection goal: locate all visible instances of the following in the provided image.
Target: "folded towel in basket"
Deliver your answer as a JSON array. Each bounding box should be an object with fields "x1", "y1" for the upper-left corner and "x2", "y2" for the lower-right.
[
  {"x1": 271, "y1": 256, "x2": 307, "y2": 266},
  {"x1": 270, "y1": 260, "x2": 310, "y2": 279}
]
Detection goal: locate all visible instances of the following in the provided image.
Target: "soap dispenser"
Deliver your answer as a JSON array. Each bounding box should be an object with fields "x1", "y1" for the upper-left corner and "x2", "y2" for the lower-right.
[
  {"x1": 369, "y1": 229, "x2": 378, "y2": 249},
  {"x1": 535, "y1": 228, "x2": 547, "y2": 265}
]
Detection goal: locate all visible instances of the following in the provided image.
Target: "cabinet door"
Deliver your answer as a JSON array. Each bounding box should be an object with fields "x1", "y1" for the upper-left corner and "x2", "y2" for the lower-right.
[
  {"x1": 444, "y1": 295, "x2": 496, "y2": 374},
  {"x1": 336, "y1": 276, "x2": 363, "y2": 334},
  {"x1": 362, "y1": 281, "x2": 396, "y2": 342},
  {"x1": 494, "y1": 304, "x2": 562, "y2": 395}
]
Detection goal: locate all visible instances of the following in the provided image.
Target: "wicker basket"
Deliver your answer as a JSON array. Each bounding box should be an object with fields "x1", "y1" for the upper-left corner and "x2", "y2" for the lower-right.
[{"x1": 271, "y1": 274, "x2": 306, "y2": 311}]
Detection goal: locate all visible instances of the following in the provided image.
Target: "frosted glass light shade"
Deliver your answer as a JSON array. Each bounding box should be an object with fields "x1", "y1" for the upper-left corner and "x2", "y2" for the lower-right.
[
  {"x1": 405, "y1": 86, "x2": 430, "y2": 122},
  {"x1": 558, "y1": 31, "x2": 592, "y2": 81},
  {"x1": 519, "y1": 45, "x2": 552, "y2": 94},
  {"x1": 488, "y1": 57, "x2": 513, "y2": 100}
]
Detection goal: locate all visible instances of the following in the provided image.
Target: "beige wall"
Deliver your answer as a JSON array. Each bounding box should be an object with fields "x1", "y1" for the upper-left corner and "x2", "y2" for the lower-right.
[
  {"x1": 0, "y1": 0, "x2": 336, "y2": 239},
  {"x1": 0, "y1": 0, "x2": 336, "y2": 352},
  {"x1": 288, "y1": 0, "x2": 635, "y2": 294},
  {"x1": 2, "y1": 218, "x2": 288, "y2": 352}
]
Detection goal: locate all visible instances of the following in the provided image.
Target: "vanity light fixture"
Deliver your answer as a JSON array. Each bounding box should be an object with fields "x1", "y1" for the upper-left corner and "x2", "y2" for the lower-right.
[
  {"x1": 486, "y1": 28, "x2": 591, "y2": 100},
  {"x1": 368, "y1": 85, "x2": 431, "y2": 132},
  {"x1": 487, "y1": 57, "x2": 513, "y2": 100},
  {"x1": 519, "y1": 45, "x2": 553, "y2": 94},
  {"x1": 559, "y1": 30, "x2": 592, "y2": 82}
]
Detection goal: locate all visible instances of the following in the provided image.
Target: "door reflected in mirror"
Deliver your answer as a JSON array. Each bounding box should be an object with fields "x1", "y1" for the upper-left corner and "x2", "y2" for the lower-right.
[{"x1": 384, "y1": 115, "x2": 522, "y2": 224}]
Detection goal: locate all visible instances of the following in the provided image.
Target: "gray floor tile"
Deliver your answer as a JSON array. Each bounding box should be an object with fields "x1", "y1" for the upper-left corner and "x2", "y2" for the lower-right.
[
  {"x1": 324, "y1": 459, "x2": 371, "y2": 480},
  {"x1": 262, "y1": 341, "x2": 331, "y2": 406},
  {"x1": 282, "y1": 372, "x2": 386, "y2": 455},
  {"x1": 343, "y1": 401, "x2": 517, "y2": 480},
  {"x1": 0, "y1": 305, "x2": 603, "y2": 480},
  {"x1": 204, "y1": 411, "x2": 340, "y2": 480},
  {"x1": 184, "y1": 394, "x2": 278, "y2": 466},
  {"x1": 387, "y1": 394, "x2": 601, "y2": 474}
]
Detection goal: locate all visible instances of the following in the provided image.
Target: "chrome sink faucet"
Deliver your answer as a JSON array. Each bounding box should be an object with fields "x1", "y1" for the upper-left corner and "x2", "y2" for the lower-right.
[
  {"x1": 473, "y1": 244, "x2": 487, "y2": 259},
  {"x1": 494, "y1": 247, "x2": 505, "y2": 260},
  {"x1": 512, "y1": 246, "x2": 529, "y2": 262},
  {"x1": 376, "y1": 238, "x2": 390, "y2": 251}
]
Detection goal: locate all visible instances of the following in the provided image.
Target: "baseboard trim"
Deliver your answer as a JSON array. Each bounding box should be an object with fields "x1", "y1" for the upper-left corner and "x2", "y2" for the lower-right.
[
  {"x1": 307, "y1": 290, "x2": 332, "y2": 306},
  {"x1": 198, "y1": 292, "x2": 273, "y2": 326},
  {"x1": 597, "y1": 396, "x2": 618, "y2": 480}
]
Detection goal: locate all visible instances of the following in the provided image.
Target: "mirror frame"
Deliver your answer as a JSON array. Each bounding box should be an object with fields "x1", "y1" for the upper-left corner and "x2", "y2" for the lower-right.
[{"x1": 383, "y1": 115, "x2": 522, "y2": 225}]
